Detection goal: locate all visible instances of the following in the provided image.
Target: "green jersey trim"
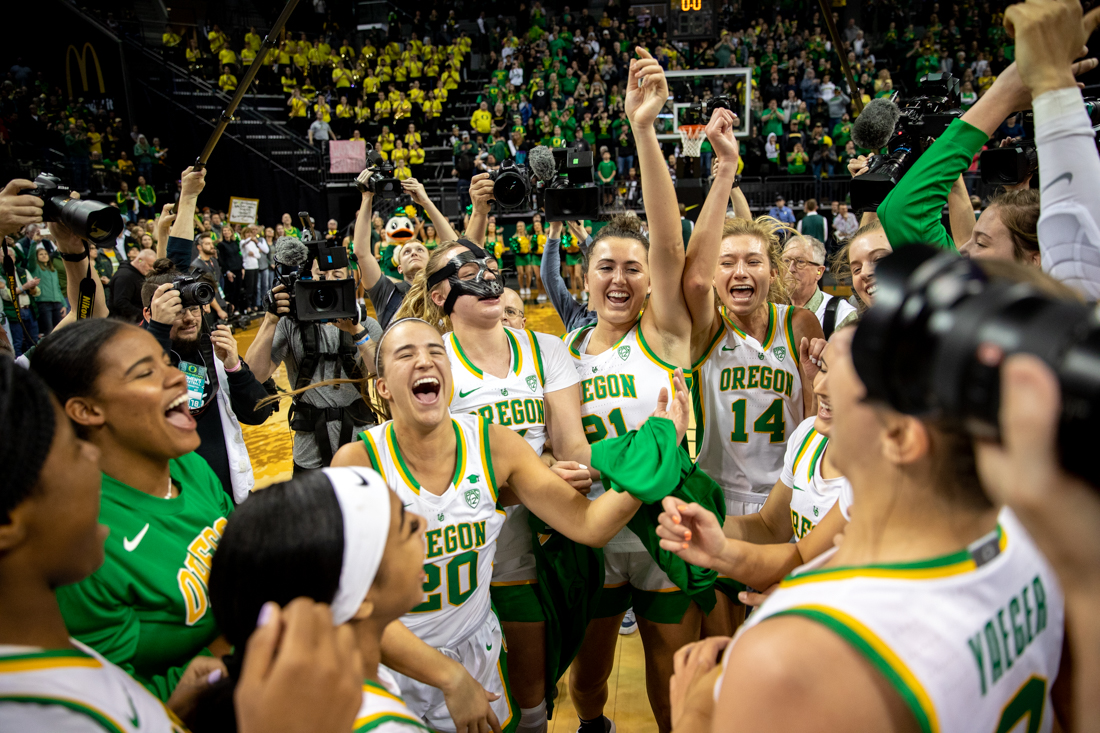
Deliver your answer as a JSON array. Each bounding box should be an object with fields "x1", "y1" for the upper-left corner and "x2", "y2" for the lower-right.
[
  {"x1": 768, "y1": 605, "x2": 939, "y2": 733},
  {"x1": 479, "y1": 417, "x2": 499, "y2": 503},
  {"x1": 354, "y1": 712, "x2": 433, "y2": 732},
  {"x1": 449, "y1": 330, "x2": 523, "y2": 379},
  {"x1": 780, "y1": 525, "x2": 1007, "y2": 587},
  {"x1": 791, "y1": 427, "x2": 818, "y2": 473},
  {"x1": 784, "y1": 305, "x2": 800, "y2": 367},
  {"x1": 807, "y1": 435, "x2": 828, "y2": 483},
  {"x1": 691, "y1": 320, "x2": 725, "y2": 370},
  {"x1": 526, "y1": 330, "x2": 546, "y2": 387},
  {"x1": 635, "y1": 323, "x2": 683, "y2": 375},
  {"x1": 359, "y1": 430, "x2": 386, "y2": 481},
  {"x1": 0, "y1": 695, "x2": 129, "y2": 733},
  {"x1": 0, "y1": 648, "x2": 101, "y2": 675},
  {"x1": 720, "y1": 302, "x2": 777, "y2": 349},
  {"x1": 385, "y1": 420, "x2": 466, "y2": 494}
]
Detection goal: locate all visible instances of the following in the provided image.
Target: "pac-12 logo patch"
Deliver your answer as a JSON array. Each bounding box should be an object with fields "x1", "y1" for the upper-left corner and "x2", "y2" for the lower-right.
[
  {"x1": 465, "y1": 488, "x2": 481, "y2": 509},
  {"x1": 617, "y1": 345, "x2": 631, "y2": 361},
  {"x1": 527, "y1": 375, "x2": 538, "y2": 391},
  {"x1": 773, "y1": 346, "x2": 787, "y2": 362}
]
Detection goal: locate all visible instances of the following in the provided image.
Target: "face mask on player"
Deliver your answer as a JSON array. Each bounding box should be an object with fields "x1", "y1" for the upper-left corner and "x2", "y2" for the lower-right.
[{"x1": 427, "y1": 240, "x2": 504, "y2": 315}]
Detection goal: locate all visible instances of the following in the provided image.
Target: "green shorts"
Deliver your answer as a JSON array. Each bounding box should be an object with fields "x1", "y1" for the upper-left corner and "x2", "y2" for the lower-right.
[
  {"x1": 514, "y1": 253, "x2": 531, "y2": 268},
  {"x1": 490, "y1": 582, "x2": 547, "y2": 623},
  {"x1": 714, "y1": 577, "x2": 747, "y2": 604},
  {"x1": 593, "y1": 551, "x2": 692, "y2": 624},
  {"x1": 564, "y1": 252, "x2": 583, "y2": 267}
]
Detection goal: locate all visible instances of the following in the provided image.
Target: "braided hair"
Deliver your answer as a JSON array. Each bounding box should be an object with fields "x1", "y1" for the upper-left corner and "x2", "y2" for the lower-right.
[{"x1": 0, "y1": 356, "x2": 57, "y2": 523}]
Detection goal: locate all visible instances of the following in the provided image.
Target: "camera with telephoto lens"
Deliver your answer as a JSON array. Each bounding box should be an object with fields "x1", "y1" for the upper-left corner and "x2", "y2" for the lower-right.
[
  {"x1": 173, "y1": 273, "x2": 215, "y2": 307},
  {"x1": 687, "y1": 95, "x2": 734, "y2": 124},
  {"x1": 21, "y1": 173, "x2": 124, "y2": 245},
  {"x1": 852, "y1": 243, "x2": 1100, "y2": 488},
  {"x1": 355, "y1": 146, "x2": 401, "y2": 200},
  {"x1": 980, "y1": 103, "x2": 1100, "y2": 186},
  {"x1": 489, "y1": 159, "x2": 530, "y2": 209},
  {"x1": 542, "y1": 149, "x2": 598, "y2": 222},
  {"x1": 270, "y1": 212, "x2": 359, "y2": 323},
  {"x1": 850, "y1": 73, "x2": 964, "y2": 213}
]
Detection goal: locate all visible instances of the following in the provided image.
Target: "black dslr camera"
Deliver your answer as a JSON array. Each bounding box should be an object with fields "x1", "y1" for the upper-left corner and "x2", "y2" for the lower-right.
[
  {"x1": 852, "y1": 244, "x2": 1100, "y2": 488},
  {"x1": 490, "y1": 159, "x2": 531, "y2": 210},
  {"x1": 173, "y1": 273, "x2": 215, "y2": 307},
  {"x1": 270, "y1": 212, "x2": 359, "y2": 323},
  {"x1": 356, "y1": 146, "x2": 401, "y2": 200},
  {"x1": 850, "y1": 73, "x2": 964, "y2": 212},
  {"x1": 22, "y1": 173, "x2": 124, "y2": 244}
]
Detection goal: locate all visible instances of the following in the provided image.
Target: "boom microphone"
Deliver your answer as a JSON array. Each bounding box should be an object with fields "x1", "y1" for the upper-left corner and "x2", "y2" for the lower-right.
[
  {"x1": 273, "y1": 236, "x2": 309, "y2": 267},
  {"x1": 851, "y1": 98, "x2": 901, "y2": 152},
  {"x1": 529, "y1": 145, "x2": 558, "y2": 183}
]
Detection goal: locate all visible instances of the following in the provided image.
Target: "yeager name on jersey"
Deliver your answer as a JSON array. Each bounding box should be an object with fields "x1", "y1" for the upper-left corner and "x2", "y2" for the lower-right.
[
  {"x1": 969, "y1": 574, "x2": 1049, "y2": 696},
  {"x1": 715, "y1": 365, "x2": 795, "y2": 398},
  {"x1": 177, "y1": 516, "x2": 228, "y2": 626}
]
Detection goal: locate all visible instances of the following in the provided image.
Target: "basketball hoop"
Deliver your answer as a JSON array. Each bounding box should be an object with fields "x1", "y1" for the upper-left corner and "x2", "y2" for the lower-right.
[{"x1": 678, "y1": 124, "x2": 707, "y2": 157}]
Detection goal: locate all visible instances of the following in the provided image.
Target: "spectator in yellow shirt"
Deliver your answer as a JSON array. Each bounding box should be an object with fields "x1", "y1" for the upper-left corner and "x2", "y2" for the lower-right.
[
  {"x1": 362, "y1": 74, "x2": 380, "y2": 95},
  {"x1": 355, "y1": 98, "x2": 371, "y2": 125},
  {"x1": 378, "y1": 126, "x2": 395, "y2": 153},
  {"x1": 393, "y1": 93, "x2": 413, "y2": 121},
  {"x1": 441, "y1": 67, "x2": 460, "y2": 91},
  {"x1": 394, "y1": 64, "x2": 408, "y2": 83},
  {"x1": 387, "y1": 84, "x2": 402, "y2": 104},
  {"x1": 404, "y1": 123, "x2": 422, "y2": 148},
  {"x1": 407, "y1": 80, "x2": 425, "y2": 104},
  {"x1": 208, "y1": 25, "x2": 228, "y2": 54},
  {"x1": 376, "y1": 64, "x2": 393, "y2": 83},
  {"x1": 308, "y1": 43, "x2": 328, "y2": 67},
  {"x1": 281, "y1": 72, "x2": 298, "y2": 94},
  {"x1": 373, "y1": 92, "x2": 392, "y2": 121},
  {"x1": 314, "y1": 98, "x2": 332, "y2": 123},
  {"x1": 218, "y1": 46, "x2": 238, "y2": 70},
  {"x1": 422, "y1": 96, "x2": 442, "y2": 130},
  {"x1": 360, "y1": 42, "x2": 376, "y2": 63},
  {"x1": 373, "y1": 139, "x2": 390, "y2": 161},
  {"x1": 394, "y1": 162, "x2": 412, "y2": 180},
  {"x1": 219, "y1": 66, "x2": 238, "y2": 92},
  {"x1": 244, "y1": 27, "x2": 262, "y2": 52},
  {"x1": 333, "y1": 60, "x2": 353, "y2": 88},
  {"x1": 240, "y1": 45, "x2": 256, "y2": 66},
  {"x1": 471, "y1": 101, "x2": 493, "y2": 135},
  {"x1": 391, "y1": 139, "x2": 410, "y2": 166},
  {"x1": 407, "y1": 58, "x2": 424, "y2": 80},
  {"x1": 162, "y1": 26, "x2": 181, "y2": 48},
  {"x1": 408, "y1": 141, "x2": 426, "y2": 177}
]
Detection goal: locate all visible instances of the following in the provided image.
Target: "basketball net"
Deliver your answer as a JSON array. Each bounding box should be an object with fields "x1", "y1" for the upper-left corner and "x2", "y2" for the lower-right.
[{"x1": 678, "y1": 124, "x2": 707, "y2": 157}]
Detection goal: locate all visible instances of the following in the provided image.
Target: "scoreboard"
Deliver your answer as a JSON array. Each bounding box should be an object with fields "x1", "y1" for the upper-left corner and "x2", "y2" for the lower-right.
[{"x1": 668, "y1": 0, "x2": 717, "y2": 40}]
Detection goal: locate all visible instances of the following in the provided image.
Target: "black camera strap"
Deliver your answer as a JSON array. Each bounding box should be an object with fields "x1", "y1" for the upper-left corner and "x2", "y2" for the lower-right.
[
  {"x1": 76, "y1": 241, "x2": 96, "y2": 320},
  {"x1": 822, "y1": 295, "x2": 841, "y2": 339},
  {"x1": 1, "y1": 241, "x2": 35, "y2": 346}
]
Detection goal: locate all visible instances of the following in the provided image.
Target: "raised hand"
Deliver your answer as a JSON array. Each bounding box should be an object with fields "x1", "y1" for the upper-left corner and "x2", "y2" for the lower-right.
[
  {"x1": 656, "y1": 496, "x2": 729, "y2": 570},
  {"x1": 648, "y1": 368, "x2": 691, "y2": 444},
  {"x1": 706, "y1": 108, "x2": 740, "y2": 170},
  {"x1": 1005, "y1": 0, "x2": 1100, "y2": 97},
  {"x1": 625, "y1": 48, "x2": 670, "y2": 129}
]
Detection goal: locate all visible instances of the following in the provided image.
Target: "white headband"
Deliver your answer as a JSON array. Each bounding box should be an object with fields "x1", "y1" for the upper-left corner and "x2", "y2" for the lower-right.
[{"x1": 322, "y1": 467, "x2": 392, "y2": 625}]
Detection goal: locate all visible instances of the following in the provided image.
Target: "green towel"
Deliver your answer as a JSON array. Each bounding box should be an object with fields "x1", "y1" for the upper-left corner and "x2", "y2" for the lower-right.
[{"x1": 591, "y1": 417, "x2": 724, "y2": 613}]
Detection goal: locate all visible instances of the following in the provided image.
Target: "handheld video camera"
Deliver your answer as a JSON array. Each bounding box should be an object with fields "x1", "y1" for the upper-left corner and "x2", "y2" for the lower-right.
[
  {"x1": 489, "y1": 159, "x2": 531, "y2": 210},
  {"x1": 540, "y1": 149, "x2": 597, "y2": 222},
  {"x1": 850, "y1": 74, "x2": 963, "y2": 212},
  {"x1": 356, "y1": 145, "x2": 401, "y2": 200},
  {"x1": 270, "y1": 212, "x2": 359, "y2": 323},
  {"x1": 22, "y1": 174, "x2": 124, "y2": 245}
]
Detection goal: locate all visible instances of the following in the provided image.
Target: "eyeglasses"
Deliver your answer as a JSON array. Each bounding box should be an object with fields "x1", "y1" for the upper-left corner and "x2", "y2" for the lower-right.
[
  {"x1": 504, "y1": 307, "x2": 524, "y2": 319},
  {"x1": 782, "y1": 257, "x2": 824, "y2": 271}
]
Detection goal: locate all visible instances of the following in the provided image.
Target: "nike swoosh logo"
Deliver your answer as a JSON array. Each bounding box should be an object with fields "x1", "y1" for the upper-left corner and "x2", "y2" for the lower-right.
[
  {"x1": 791, "y1": 486, "x2": 805, "y2": 492},
  {"x1": 685, "y1": 204, "x2": 700, "y2": 211},
  {"x1": 125, "y1": 689, "x2": 140, "y2": 727},
  {"x1": 123, "y1": 523, "x2": 150, "y2": 552},
  {"x1": 721, "y1": 345, "x2": 737, "y2": 352},
  {"x1": 1042, "y1": 171, "x2": 1072, "y2": 192},
  {"x1": 458, "y1": 387, "x2": 482, "y2": 398}
]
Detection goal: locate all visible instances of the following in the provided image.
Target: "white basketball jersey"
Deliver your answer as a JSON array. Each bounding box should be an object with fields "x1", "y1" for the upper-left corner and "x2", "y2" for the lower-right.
[
  {"x1": 355, "y1": 668, "x2": 432, "y2": 732},
  {"x1": 446, "y1": 327, "x2": 554, "y2": 455},
  {"x1": 694, "y1": 303, "x2": 804, "y2": 510},
  {"x1": 717, "y1": 508, "x2": 1064, "y2": 733},
  {"x1": 780, "y1": 417, "x2": 849, "y2": 540},
  {"x1": 0, "y1": 640, "x2": 186, "y2": 733},
  {"x1": 565, "y1": 321, "x2": 683, "y2": 552},
  {"x1": 358, "y1": 414, "x2": 505, "y2": 648}
]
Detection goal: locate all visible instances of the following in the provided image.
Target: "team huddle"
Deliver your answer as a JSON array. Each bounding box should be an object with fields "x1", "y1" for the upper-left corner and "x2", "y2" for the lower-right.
[{"x1": 0, "y1": 48, "x2": 1066, "y2": 733}]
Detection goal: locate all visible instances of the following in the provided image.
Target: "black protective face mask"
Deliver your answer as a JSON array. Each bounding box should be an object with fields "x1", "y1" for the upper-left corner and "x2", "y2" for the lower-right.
[{"x1": 426, "y1": 240, "x2": 504, "y2": 315}]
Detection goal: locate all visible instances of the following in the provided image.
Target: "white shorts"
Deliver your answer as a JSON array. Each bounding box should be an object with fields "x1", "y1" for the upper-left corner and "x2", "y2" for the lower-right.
[
  {"x1": 604, "y1": 550, "x2": 678, "y2": 592},
  {"x1": 725, "y1": 499, "x2": 765, "y2": 517},
  {"x1": 491, "y1": 505, "x2": 536, "y2": 583},
  {"x1": 387, "y1": 611, "x2": 515, "y2": 733}
]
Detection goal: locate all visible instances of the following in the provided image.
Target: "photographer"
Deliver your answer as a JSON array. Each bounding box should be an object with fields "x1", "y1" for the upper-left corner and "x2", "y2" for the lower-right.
[
  {"x1": 352, "y1": 174, "x2": 457, "y2": 330},
  {"x1": 142, "y1": 261, "x2": 274, "y2": 503},
  {"x1": 244, "y1": 263, "x2": 382, "y2": 472}
]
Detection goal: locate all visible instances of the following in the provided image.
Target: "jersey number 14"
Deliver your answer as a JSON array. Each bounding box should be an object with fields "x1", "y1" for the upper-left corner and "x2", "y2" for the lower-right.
[{"x1": 730, "y1": 398, "x2": 786, "y2": 443}]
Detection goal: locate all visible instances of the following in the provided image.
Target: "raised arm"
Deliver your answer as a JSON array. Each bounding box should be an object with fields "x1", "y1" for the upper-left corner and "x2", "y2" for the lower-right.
[
  {"x1": 627, "y1": 47, "x2": 690, "y2": 337},
  {"x1": 46, "y1": 219, "x2": 109, "y2": 330},
  {"x1": 464, "y1": 173, "x2": 494, "y2": 245},
  {"x1": 401, "y1": 178, "x2": 459, "y2": 241},
  {"x1": 351, "y1": 178, "x2": 383, "y2": 290},
  {"x1": 155, "y1": 203, "x2": 177, "y2": 261},
  {"x1": 683, "y1": 110, "x2": 739, "y2": 346},
  {"x1": 167, "y1": 167, "x2": 205, "y2": 271},
  {"x1": 540, "y1": 220, "x2": 586, "y2": 328}
]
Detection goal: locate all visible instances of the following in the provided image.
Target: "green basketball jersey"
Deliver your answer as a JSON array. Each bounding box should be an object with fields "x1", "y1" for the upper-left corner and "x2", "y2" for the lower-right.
[{"x1": 57, "y1": 452, "x2": 234, "y2": 700}]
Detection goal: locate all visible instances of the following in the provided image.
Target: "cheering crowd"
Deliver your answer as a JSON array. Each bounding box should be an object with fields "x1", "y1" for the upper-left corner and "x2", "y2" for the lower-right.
[{"x1": 5, "y1": 1, "x2": 1100, "y2": 733}]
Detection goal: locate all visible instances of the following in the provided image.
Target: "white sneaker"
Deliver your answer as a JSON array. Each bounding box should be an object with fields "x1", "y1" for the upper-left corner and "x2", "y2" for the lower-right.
[
  {"x1": 537, "y1": 292, "x2": 546, "y2": 303},
  {"x1": 619, "y1": 609, "x2": 638, "y2": 635}
]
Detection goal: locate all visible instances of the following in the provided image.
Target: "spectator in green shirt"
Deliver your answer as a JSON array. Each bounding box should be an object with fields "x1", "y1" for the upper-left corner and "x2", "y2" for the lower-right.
[
  {"x1": 116, "y1": 182, "x2": 136, "y2": 223},
  {"x1": 133, "y1": 134, "x2": 155, "y2": 182},
  {"x1": 787, "y1": 143, "x2": 809, "y2": 174},
  {"x1": 136, "y1": 176, "x2": 156, "y2": 220},
  {"x1": 27, "y1": 245, "x2": 66, "y2": 335},
  {"x1": 597, "y1": 151, "x2": 617, "y2": 205},
  {"x1": 831, "y1": 113, "x2": 852, "y2": 149}
]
